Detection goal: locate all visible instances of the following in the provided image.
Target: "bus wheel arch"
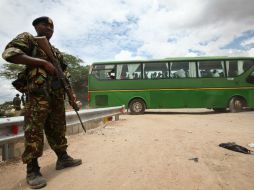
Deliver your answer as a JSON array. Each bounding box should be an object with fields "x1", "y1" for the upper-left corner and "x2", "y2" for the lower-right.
[
  {"x1": 228, "y1": 96, "x2": 247, "y2": 113},
  {"x1": 128, "y1": 98, "x2": 146, "y2": 115}
]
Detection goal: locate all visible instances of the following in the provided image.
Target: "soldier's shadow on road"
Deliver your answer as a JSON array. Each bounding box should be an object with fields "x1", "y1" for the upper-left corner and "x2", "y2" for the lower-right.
[
  {"x1": 41, "y1": 163, "x2": 60, "y2": 180},
  {"x1": 40, "y1": 162, "x2": 81, "y2": 185}
]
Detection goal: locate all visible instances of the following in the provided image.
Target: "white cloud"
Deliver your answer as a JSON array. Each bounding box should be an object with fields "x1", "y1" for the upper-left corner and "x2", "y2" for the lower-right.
[
  {"x1": 130, "y1": 0, "x2": 254, "y2": 58},
  {"x1": 0, "y1": 78, "x2": 19, "y2": 104},
  {"x1": 1, "y1": 0, "x2": 254, "y2": 62},
  {"x1": 241, "y1": 37, "x2": 254, "y2": 46},
  {"x1": 114, "y1": 50, "x2": 144, "y2": 60},
  {"x1": 247, "y1": 48, "x2": 254, "y2": 55}
]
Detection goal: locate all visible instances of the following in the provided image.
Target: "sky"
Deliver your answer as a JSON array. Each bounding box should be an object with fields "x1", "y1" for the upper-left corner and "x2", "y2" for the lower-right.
[{"x1": 0, "y1": 0, "x2": 254, "y2": 103}]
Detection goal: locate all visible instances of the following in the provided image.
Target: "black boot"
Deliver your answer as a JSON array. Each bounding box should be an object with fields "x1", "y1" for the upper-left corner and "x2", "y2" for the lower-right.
[
  {"x1": 26, "y1": 158, "x2": 47, "y2": 189},
  {"x1": 56, "y1": 151, "x2": 82, "y2": 170}
]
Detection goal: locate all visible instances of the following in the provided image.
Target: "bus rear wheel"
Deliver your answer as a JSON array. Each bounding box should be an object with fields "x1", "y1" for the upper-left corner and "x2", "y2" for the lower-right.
[
  {"x1": 229, "y1": 97, "x2": 245, "y2": 113},
  {"x1": 129, "y1": 99, "x2": 145, "y2": 115}
]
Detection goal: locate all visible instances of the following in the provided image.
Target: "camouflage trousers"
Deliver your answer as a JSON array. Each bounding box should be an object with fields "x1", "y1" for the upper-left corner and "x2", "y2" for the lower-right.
[{"x1": 22, "y1": 91, "x2": 67, "y2": 164}]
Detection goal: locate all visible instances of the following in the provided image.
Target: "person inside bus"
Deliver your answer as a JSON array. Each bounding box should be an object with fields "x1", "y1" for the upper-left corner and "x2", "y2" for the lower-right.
[
  {"x1": 131, "y1": 72, "x2": 137, "y2": 79},
  {"x1": 144, "y1": 72, "x2": 148, "y2": 79},
  {"x1": 162, "y1": 71, "x2": 169, "y2": 78},
  {"x1": 108, "y1": 71, "x2": 115, "y2": 79},
  {"x1": 212, "y1": 69, "x2": 220, "y2": 77},
  {"x1": 120, "y1": 72, "x2": 127, "y2": 79},
  {"x1": 152, "y1": 72, "x2": 157, "y2": 79},
  {"x1": 157, "y1": 72, "x2": 163, "y2": 78},
  {"x1": 134, "y1": 73, "x2": 139, "y2": 79},
  {"x1": 175, "y1": 69, "x2": 186, "y2": 78}
]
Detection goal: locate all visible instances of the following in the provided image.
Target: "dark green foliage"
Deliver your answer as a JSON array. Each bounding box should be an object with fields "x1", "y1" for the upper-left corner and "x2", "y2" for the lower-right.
[
  {"x1": 63, "y1": 53, "x2": 89, "y2": 105},
  {"x1": 0, "y1": 101, "x2": 14, "y2": 117}
]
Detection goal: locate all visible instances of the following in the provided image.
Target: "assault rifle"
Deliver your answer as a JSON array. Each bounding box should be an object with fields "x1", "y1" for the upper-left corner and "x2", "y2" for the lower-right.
[{"x1": 35, "y1": 36, "x2": 86, "y2": 133}]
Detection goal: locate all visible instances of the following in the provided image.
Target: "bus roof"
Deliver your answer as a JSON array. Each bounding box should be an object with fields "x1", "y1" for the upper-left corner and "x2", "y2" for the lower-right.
[{"x1": 92, "y1": 56, "x2": 254, "y2": 65}]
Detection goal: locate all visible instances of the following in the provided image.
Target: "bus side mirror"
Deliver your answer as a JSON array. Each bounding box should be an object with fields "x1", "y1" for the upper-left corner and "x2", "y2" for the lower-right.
[{"x1": 246, "y1": 75, "x2": 254, "y2": 83}]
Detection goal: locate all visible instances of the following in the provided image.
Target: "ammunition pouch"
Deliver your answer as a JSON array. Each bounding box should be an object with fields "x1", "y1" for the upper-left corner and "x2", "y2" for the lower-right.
[
  {"x1": 27, "y1": 68, "x2": 49, "y2": 96},
  {"x1": 12, "y1": 70, "x2": 28, "y2": 93}
]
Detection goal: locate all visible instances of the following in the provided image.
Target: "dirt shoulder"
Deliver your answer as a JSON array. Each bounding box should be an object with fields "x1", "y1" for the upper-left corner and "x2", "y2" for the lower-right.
[{"x1": 1, "y1": 109, "x2": 254, "y2": 190}]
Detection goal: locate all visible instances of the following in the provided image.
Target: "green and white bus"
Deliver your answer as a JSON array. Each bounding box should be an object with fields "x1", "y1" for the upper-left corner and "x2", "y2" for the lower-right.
[{"x1": 88, "y1": 57, "x2": 254, "y2": 114}]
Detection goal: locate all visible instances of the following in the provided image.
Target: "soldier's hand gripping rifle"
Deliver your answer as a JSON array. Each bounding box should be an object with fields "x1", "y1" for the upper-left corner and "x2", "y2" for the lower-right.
[{"x1": 35, "y1": 36, "x2": 86, "y2": 133}]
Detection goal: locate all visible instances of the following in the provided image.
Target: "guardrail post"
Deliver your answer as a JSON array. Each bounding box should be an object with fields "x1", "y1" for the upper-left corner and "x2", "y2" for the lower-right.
[
  {"x1": 2, "y1": 143, "x2": 15, "y2": 161},
  {"x1": 115, "y1": 114, "x2": 119, "y2": 121}
]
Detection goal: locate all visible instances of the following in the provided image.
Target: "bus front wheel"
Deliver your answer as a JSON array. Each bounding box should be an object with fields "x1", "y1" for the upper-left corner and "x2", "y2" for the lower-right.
[
  {"x1": 129, "y1": 99, "x2": 145, "y2": 115},
  {"x1": 229, "y1": 97, "x2": 245, "y2": 113}
]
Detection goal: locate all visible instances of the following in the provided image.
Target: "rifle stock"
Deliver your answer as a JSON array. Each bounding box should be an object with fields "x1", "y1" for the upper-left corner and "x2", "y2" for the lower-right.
[{"x1": 35, "y1": 36, "x2": 86, "y2": 133}]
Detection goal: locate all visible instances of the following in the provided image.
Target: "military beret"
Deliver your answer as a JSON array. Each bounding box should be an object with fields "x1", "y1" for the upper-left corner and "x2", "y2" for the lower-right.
[{"x1": 32, "y1": 16, "x2": 53, "y2": 26}]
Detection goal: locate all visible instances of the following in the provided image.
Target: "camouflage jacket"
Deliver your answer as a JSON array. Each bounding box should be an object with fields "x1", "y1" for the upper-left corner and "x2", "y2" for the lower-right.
[{"x1": 2, "y1": 32, "x2": 68, "y2": 95}]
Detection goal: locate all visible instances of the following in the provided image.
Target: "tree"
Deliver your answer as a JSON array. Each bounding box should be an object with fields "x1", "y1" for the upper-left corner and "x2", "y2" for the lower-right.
[
  {"x1": 0, "y1": 53, "x2": 89, "y2": 105},
  {"x1": 63, "y1": 53, "x2": 89, "y2": 105},
  {"x1": 0, "y1": 101, "x2": 14, "y2": 117},
  {"x1": 0, "y1": 63, "x2": 25, "y2": 80}
]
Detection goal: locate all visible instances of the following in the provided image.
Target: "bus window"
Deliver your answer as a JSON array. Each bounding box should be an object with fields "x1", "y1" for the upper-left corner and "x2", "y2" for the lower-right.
[
  {"x1": 198, "y1": 61, "x2": 225, "y2": 78},
  {"x1": 143, "y1": 62, "x2": 168, "y2": 79},
  {"x1": 243, "y1": 60, "x2": 254, "y2": 71},
  {"x1": 126, "y1": 63, "x2": 142, "y2": 80},
  {"x1": 114, "y1": 63, "x2": 141, "y2": 80},
  {"x1": 127, "y1": 64, "x2": 141, "y2": 79},
  {"x1": 226, "y1": 60, "x2": 254, "y2": 77},
  {"x1": 116, "y1": 64, "x2": 128, "y2": 80},
  {"x1": 91, "y1": 64, "x2": 115, "y2": 80},
  {"x1": 189, "y1": 62, "x2": 197, "y2": 78},
  {"x1": 247, "y1": 70, "x2": 254, "y2": 83},
  {"x1": 170, "y1": 62, "x2": 197, "y2": 78}
]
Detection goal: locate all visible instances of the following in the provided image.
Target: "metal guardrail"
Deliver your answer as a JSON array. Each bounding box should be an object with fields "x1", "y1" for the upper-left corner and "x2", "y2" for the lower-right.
[{"x1": 0, "y1": 105, "x2": 125, "y2": 161}]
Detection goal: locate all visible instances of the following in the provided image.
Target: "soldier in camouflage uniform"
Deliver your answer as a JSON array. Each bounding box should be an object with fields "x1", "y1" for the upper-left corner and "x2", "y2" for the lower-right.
[
  {"x1": 2, "y1": 16, "x2": 82, "y2": 189},
  {"x1": 13, "y1": 94, "x2": 21, "y2": 111}
]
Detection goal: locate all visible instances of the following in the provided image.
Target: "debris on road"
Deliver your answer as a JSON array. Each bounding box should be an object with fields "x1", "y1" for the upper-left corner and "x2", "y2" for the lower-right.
[
  {"x1": 188, "y1": 157, "x2": 199, "y2": 162},
  {"x1": 219, "y1": 142, "x2": 252, "y2": 154}
]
